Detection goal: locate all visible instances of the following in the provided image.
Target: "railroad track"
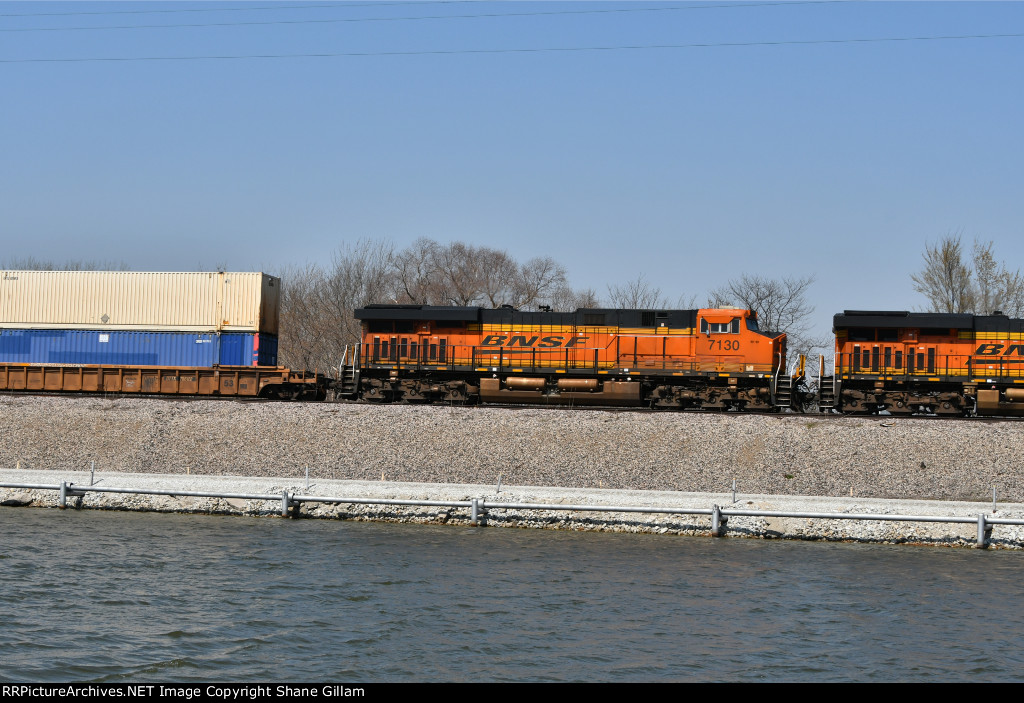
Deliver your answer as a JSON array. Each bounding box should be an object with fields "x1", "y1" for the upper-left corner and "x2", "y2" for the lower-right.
[{"x1": 4, "y1": 389, "x2": 1017, "y2": 421}]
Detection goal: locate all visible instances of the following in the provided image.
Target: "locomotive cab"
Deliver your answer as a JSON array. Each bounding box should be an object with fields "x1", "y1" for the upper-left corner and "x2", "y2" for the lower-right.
[{"x1": 695, "y1": 309, "x2": 785, "y2": 374}]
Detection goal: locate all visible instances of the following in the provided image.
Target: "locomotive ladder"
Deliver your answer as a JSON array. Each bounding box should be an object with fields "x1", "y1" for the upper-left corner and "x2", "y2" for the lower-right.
[
  {"x1": 336, "y1": 345, "x2": 361, "y2": 399},
  {"x1": 772, "y1": 351, "x2": 793, "y2": 409},
  {"x1": 774, "y1": 375, "x2": 794, "y2": 409},
  {"x1": 816, "y1": 355, "x2": 837, "y2": 412}
]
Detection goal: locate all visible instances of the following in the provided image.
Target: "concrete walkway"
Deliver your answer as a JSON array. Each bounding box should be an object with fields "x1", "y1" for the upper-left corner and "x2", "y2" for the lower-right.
[{"x1": 2, "y1": 468, "x2": 1023, "y2": 549}]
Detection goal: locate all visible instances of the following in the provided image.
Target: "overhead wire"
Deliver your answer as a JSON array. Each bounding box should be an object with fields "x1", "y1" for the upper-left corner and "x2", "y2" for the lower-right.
[
  {"x1": 0, "y1": 1, "x2": 473, "y2": 19},
  {"x1": 2, "y1": 2, "x2": 845, "y2": 33},
  {"x1": 1, "y1": 32, "x2": 1020, "y2": 64}
]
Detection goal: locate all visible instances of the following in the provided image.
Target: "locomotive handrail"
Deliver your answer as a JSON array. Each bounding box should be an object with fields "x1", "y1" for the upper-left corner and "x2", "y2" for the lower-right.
[{"x1": 837, "y1": 351, "x2": 1024, "y2": 380}]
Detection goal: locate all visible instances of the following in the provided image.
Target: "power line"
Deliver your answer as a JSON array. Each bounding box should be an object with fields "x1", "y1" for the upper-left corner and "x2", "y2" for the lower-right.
[
  {"x1": 2, "y1": 2, "x2": 842, "y2": 33},
  {"x1": 1, "y1": 32, "x2": 1019, "y2": 64},
  {"x1": 0, "y1": 1, "x2": 468, "y2": 19}
]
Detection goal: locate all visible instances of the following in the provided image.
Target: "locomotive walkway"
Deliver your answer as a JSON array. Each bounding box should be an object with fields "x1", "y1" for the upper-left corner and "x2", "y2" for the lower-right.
[{"x1": 2, "y1": 468, "x2": 1024, "y2": 549}]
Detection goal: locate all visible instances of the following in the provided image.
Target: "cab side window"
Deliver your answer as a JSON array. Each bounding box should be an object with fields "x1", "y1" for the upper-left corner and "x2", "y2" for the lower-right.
[{"x1": 700, "y1": 318, "x2": 739, "y2": 334}]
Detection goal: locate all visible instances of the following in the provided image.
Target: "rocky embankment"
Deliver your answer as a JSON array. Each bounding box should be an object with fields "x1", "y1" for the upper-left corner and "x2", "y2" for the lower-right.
[{"x1": 1, "y1": 395, "x2": 1021, "y2": 502}]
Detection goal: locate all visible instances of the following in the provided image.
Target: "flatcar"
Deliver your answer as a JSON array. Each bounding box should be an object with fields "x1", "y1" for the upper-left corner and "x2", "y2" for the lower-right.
[
  {"x1": 826, "y1": 310, "x2": 1024, "y2": 416},
  {"x1": 339, "y1": 304, "x2": 807, "y2": 411},
  {"x1": 0, "y1": 362, "x2": 328, "y2": 400}
]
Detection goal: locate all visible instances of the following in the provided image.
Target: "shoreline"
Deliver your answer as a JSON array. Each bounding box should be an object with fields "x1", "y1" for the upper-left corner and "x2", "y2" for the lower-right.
[
  {"x1": 2, "y1": 395, "x2": 1023, "y2": 501},
  {"x1": 3, "y1": 468, "x2": 1023, "y2": 549},
  {"x1": 4, "y1": 394, "x2": 1024, "y2": 548}
]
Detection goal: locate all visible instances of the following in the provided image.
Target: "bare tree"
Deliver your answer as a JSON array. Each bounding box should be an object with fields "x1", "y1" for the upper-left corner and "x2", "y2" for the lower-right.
[
  {"x1": 477, "y1": 248, "x2": 521, "y2": 308},
  {"x1": 998, "y1": 268, "x2": 1024, "y2": 317},
  {"x1": 276, "y1": 262, "x2": 327, "y2": 372},
  {"x1": 708, "y1": 274, "x2": 815, "y2": 332},
  {"x1": 970, "y1": 239, "x2": 1024, "y2": 316},
  {"x1": 676, "y1": 293, "x2": 698, "y2": 309},
  {"x1": 511, "y1": 256, "x2": 568, "y2": 308},
  {"x1": 912, "y1": 235, "x2": 1024, "y2": 316},
  {"x1": 276, "y1": 237, "x2": 591, "y2": 369},
  {"x1": 319, "y1": 239, "x2": 394, "y2": 342},
  {"x1": 392, "y1": 238, "x2": 445, "y2": 304},
  {"x1": 275, "y1": 240, "x2": 394, "y2": 373},
  {"x1": 973, "y1": 240, "x2": 1000, "y2": 316},
  {"x1": 606, "y1": 275, "x2": 672, "y2": 309},
  {"x1": 546, "y1": 284, "x2": 601, "y2": 311},
  {"x1": 433, "y1": 241, "x2": 485, "y2": 306},
  {"x1": 1, "y1": 257, "x2": 130, "y2": 271},
  {"x1": 911, "y1": 234, "x2": 975, "y2": 313},
  {"x1": 708, "y1": 274, "x2": 827, "y2": 363},
  {"x1": 391, "y1": 240, "x2": 569, "y2": 310}
]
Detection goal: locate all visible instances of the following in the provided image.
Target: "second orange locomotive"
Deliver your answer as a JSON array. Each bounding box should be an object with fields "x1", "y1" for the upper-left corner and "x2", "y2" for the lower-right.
[{"x1": 348, "y1": 305, "x2": 804, "y2": 410}]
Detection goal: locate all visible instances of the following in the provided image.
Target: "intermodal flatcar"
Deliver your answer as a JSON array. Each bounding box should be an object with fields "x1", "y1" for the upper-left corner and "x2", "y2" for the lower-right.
[
  {"x1": 341, "y1": 305, "x2": 806, "y2": 410},
  {"x1": 826, "y1": 310, "x2": 1024, "y2": 416},
  {"x1": 0, "y1": 363, "x2": 328, "y2": 400},
  {"x1": 0, "y1": 269, "x2": 329, "y2": 400}
]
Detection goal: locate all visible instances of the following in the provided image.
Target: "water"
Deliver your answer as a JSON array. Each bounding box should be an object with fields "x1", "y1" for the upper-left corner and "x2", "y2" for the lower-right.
[{"x1": 1, "y1": 508, "x2": 1022, "y2": 682}]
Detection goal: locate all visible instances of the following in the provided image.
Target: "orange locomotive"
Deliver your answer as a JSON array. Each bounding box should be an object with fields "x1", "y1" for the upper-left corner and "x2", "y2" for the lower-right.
[
  {"x1": 826, "y1": 310, "x2": 1024, "y2": 416},
  {"x1": 346, "y1": 305, "x2": 806, "y2": 410}
]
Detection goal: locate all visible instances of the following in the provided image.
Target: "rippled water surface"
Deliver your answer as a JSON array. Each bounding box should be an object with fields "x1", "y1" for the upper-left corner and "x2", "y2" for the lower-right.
[{"x1": 1, "y1": 508, "x2": 1023, "y2": 682}]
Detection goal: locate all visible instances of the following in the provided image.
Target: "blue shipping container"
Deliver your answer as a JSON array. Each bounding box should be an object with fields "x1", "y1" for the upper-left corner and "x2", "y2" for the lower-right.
[{"x1": 0, "y1": 330, "x2": 278, "y2": 367}]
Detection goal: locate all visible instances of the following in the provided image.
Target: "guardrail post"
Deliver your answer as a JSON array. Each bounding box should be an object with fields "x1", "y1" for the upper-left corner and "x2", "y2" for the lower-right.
[
  {"x1": 712, "y1": 505, "x2": 727, "y2": 537},
  {"x1": 281, "y1": 491, "x2": 292, "y2": 518},
  {"x1": 977, "y1": 513, "x2": 992, "y2": 549},
  {"x1": 59, "y1": 481, "x2": 67, "y2": 509},
  {"x1": 471, "y1": 498, "x2": 479, "y2": 526}
]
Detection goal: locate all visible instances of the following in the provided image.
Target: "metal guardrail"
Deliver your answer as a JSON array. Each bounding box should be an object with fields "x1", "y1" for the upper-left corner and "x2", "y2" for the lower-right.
[{"x1": 2, "y1": 480, "x2": 1022, "y2": 549}]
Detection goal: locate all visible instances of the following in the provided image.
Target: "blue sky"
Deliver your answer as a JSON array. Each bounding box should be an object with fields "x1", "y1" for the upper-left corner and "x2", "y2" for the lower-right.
[{"x1": 2, "y1": 0, "x2": 1022, "y2": 341}]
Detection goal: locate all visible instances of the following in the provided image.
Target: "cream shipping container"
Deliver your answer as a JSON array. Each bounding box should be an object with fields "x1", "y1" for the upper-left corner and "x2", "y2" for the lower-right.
[{"x1": 0, "y1": 271, "x2": 279, "y2": 334}]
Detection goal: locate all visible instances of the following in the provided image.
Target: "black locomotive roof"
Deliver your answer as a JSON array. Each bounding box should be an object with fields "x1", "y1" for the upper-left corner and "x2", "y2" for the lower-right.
[
  {"x1": 356, "y1": 305, "x2": 482, "y2": 322},
  {"x1": 976, "y1": 314, "x2": 1024, "y2": 333},
  {"x1": 355, "y1": 305, "x2": 700, "y2": 328},
  {"x1": 834, "y1": 310, "x2": 973, "y2": 329},
  {"x1": 834, "y1": 310, "x2": 1024, "y2": 332}
]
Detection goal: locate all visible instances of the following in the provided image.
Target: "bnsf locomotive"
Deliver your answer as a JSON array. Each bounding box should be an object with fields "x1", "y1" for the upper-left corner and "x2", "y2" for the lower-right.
[
  {"x1": 340, "y1": 304, "x2": 807, "y2": 411},
  {"x1": 341, "y1": 304, "x2": 1024, "y2": 417},
  {"x1": 829, "y1": 310, "x2": 1024, "y2": 416}
]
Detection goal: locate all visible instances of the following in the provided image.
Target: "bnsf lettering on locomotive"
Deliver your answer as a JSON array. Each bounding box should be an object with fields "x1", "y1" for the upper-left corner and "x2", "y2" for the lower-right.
[
  {"x1": 974, "y1": 344, "x2": 1024, "y2": 356},
  {"x1": 479, "y1": 335, "x2": 589, "y2": 349}
]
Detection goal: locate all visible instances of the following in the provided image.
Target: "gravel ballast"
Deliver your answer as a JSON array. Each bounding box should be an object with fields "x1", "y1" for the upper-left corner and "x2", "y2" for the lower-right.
[
  {"x1": 0, "y1": 395, "x2": 1021, "y2": 502},
  {"x1": 2, "y1": 395, "x2": 1024, "y2": 547}
]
